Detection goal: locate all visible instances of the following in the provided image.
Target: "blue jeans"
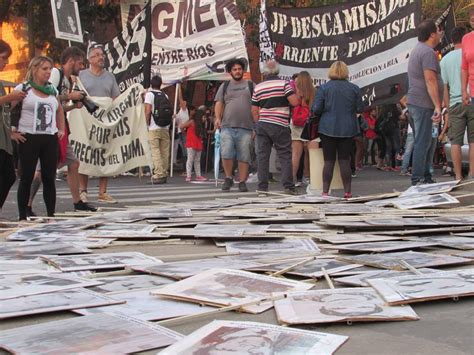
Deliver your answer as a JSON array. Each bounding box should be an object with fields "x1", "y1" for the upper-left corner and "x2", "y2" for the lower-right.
[
  {"x1": 427, "y1": 136, "x2": 437, "y2": 175},
  {"x1": 220, "y1": 127, "x2": 253, "y2": 163},
  {"x1": 401, "y1": 132, "x2": 414, "y2": 173},
  {"x1": 408, "y1": 104, "x2": 434, "y2": 184}
]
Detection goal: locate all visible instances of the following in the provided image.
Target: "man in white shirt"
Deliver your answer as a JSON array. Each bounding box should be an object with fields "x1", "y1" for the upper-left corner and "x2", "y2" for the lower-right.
[{"x1": 144, "y1": 75, "x2": 171, "y2": 184}]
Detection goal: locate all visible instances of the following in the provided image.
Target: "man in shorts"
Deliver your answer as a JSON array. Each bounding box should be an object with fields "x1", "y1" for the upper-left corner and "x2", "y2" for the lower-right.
[
  {"x1": 441, "y1": 27, "x2": 474, "y2": 180},
  {"x1": 214, "y1": 58, "x2": 254, "y2": 192}
]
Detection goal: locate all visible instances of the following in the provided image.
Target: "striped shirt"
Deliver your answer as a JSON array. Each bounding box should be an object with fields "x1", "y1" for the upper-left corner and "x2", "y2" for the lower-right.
[{"x1": 251, "y1": 77, "x2": 294, "y2": 127}]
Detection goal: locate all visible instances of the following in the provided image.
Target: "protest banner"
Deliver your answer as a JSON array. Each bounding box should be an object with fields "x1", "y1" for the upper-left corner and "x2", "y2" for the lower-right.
[
  {"x1": 259, "y1": 0, "x2": 275, "y2": 71},
  {"x1": 266, "y1": 0, "x2": 422, "y2": 106},
  {"x1": 68, "y1": 83, "x2": 152, "y2": 177},
  {"x1": 102, "y1": 3, "x2": 152, "y2": 93},
  {"x1": 435, "y1": 2, "x2": 456, "y2": 57},
  {"x1": 119, "y1": 0, "x2": 249, "y2": 85},
  {"x1": 149, "y1": 0, "x2": 249, "y2": 84}
]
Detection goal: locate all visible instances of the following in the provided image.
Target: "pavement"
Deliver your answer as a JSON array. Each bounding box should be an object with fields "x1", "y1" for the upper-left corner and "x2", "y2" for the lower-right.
[
  {"x1": 0, "y1": 165, "x2": 462, "y2": 220},
  {"x1": 1, "y1": 166, "x2": 473, "y2": 355}
]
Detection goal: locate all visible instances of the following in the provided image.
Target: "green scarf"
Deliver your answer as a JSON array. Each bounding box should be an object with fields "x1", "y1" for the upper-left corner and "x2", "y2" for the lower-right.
[{"x1": 28, "y1": 80, "x2": 57, "y2": 96}]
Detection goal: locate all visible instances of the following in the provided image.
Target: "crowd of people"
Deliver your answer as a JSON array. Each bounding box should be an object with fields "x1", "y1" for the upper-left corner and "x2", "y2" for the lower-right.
[{"x1": 0, "y1": 8, "x2": 473, "y2": 220}]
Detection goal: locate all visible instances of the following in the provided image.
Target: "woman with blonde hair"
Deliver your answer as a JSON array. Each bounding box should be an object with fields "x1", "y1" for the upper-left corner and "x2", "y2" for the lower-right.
[
  {"x1": 11, "y1": 56, "x2": 65, "y2": 220},
  {"x1": 291, "y1": 71, "x2": 315, "y2": 185},
  {"x1": 311, "y1": 61, "x2": 363, "y2": 198}
]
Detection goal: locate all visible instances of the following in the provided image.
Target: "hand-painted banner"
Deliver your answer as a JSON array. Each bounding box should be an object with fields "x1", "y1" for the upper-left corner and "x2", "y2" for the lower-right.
[
  {"x1": 149, "y1": 0, "x2": 249, "y2": 84},
  {"x1": 68, "y1": 83, "x2": 152, "y2": 177},
  {"x1": 259, "y1": 0, "x2": 275, "y2": 71},
  {"x1": 101, "y1": 3, "x2": 152, "y2": 93},
  {"x1": 267, "y1": 0, "x2": 422, "y2": 106},
  {"x1": 435, "y1": 3, "x2": 456, "y2": 57}
]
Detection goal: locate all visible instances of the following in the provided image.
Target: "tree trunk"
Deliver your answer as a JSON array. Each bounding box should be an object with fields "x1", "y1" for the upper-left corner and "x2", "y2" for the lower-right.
[{"x1": 27, "y1": 0, "x2": 34, "y2": 59}]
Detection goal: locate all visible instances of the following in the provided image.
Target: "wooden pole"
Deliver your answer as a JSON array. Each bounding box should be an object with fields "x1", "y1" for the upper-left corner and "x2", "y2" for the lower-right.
[
  {"x1": 170, "y1": 83, "x2": 179, "y2": 178},
  {"x1": 399, "y1": 260, "x2": 422, "y2": 275},
  {"x1": 269, "y1": 257, "x2": 316, "y2": 277},
  {"x1": 321, "y1": 267, "x2": 335, "y2": 289},
  {"x1": 156, "y1": 294, "x2": 286, "y2": 327}
]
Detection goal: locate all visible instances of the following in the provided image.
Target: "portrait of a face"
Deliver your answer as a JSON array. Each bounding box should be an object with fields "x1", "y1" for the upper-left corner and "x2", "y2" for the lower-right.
[
  {"x1": 190, "y1": 328, "x2": 275, "y2": 355},
  {"x1": 368, "y1": 270, "x2": 474, "y2": 305},
  {"x1": 274, "y1": 288, "x2": 419, "y2": 324},
  {"x1": 160, "y1": 321, "x2": 349, "y2": 355},
  {"x1": 35, "y1": 102, "x2": 54, "y2": 133}
]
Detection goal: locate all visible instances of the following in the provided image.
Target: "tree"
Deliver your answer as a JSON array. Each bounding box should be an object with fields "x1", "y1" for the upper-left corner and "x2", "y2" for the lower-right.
[{"x1": 5, "y1": 0, "x2": 120, "y2": 60}]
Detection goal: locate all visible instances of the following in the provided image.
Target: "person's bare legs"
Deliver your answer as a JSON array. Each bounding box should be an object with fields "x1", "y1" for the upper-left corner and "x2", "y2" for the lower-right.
[
  {"x1": 237, "y1": 161, "x2": 249, "y2": 182},
  {"x1": 79, "y1": 173, "x2": 88, "y2": 193},
  {"x1": 222, "y1": 158, "x2": 233, "y2": 179},
  {"x1": 451, "y1": 145, "x2": 463, "y2": 180},
  {"x1": 469, "y1": 143, "x2": 474, "y2": 177},
  {"x1": 99, "y1": 177, "x2": 108, "y2": 195},
  {"x1": 66, "y1": 160, "x2": 80, "y2": 203},
  {"x1": 303, "y1": 143, "x2": 310, "y2": 180},
  {"x1": 292, "y1": 140, "x2": 304, "y2": 181}
]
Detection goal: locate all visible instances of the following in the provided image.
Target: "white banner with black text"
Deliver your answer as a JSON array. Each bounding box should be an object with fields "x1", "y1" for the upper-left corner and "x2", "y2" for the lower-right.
[{"x1": 68, "y1": 83, "x2": 152, "y2": 177}]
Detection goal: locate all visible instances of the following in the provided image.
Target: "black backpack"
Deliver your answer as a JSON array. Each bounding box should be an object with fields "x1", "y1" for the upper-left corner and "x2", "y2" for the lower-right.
[{"x1": 152, "y1": 90, "x2": 173, "y2": 127}]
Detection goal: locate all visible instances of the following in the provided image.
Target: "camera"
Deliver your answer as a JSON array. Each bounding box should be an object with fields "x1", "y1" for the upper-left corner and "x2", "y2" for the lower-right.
[
  {"x1": 81, "y1": 94, "x2": 99, "y2": 115},
  {"x1": 71, "y1": 84, "x2": 99, "y2": 114}
]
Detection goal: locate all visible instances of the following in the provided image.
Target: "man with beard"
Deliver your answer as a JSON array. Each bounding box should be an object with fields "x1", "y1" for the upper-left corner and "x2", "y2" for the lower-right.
[
  {"x1": 407, "y1": 19, "x2": 444, "y2": 186},
  {"x1": 48, "y1": 46, "x2": 97, "y2": 212},
  {"x1": 214, "y1": 59, "x2": 254, "y2": 192},
  {"x1": 78, "y1": 44, "x2": 120, "y2": 204}
]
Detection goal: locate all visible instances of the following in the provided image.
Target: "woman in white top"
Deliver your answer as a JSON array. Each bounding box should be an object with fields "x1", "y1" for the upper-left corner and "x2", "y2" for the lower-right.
[{"x1": 11, "y1": 56, "x2": 65, "y2": 220}]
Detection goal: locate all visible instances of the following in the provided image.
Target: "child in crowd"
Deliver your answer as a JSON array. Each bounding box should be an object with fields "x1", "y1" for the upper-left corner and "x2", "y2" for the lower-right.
[
  {"x1": 363, "y1": 107, "x2": 377, "y2": 165},
  {"x1": 180, "y1": 107, "x2": 207, "y2": 182}
]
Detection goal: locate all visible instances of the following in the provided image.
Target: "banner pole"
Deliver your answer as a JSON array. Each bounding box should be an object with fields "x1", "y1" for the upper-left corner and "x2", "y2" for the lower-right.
[{"x1": 170, "y1": 83, "x2": 179, "y2": 178}]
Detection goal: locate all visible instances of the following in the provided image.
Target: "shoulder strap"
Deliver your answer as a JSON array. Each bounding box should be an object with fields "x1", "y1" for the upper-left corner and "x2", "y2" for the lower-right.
[
  {"x1": 247, "y1": 80, "x2": 254, "y2": 97},
  {"x1": 57, "y1": 68, "x2": 65, "y2": 93},
  {"x1": 222, "y1": 81, "x2": 230, "y2": 99}
]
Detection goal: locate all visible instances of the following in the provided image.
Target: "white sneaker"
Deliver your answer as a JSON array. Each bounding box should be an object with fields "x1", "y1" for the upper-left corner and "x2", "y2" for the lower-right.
[
  {"x1": 80, "y1": 191, "x2": 88, "y2": 203},
  {"x1": 97, "y1": 193, "x2": 118, "y2": 204}
]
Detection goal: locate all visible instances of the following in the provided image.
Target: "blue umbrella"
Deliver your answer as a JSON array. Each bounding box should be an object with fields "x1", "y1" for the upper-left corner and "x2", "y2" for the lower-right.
[{"x1": 214, "y1": 129, "x2": 221, "y2": 187}]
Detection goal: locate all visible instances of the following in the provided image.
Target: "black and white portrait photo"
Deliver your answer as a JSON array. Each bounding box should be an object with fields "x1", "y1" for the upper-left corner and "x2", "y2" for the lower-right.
[
  {"x1": 50, "y1": 0, "x2": 83, "y2": 42},
  {"x1": 34, "y1": 102, "x2": 54, "y2": 134}
]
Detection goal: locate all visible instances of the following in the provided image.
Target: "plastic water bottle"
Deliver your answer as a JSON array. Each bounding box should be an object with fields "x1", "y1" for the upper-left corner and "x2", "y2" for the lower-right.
[{"x1": 432, "y1": 123, "x2": 439, "y2": 138}]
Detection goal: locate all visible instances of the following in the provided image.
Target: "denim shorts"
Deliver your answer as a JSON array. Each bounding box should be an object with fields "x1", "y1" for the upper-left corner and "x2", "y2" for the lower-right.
[{"x1": 220, "y1": 127, "x2": 253, "y2": 163}]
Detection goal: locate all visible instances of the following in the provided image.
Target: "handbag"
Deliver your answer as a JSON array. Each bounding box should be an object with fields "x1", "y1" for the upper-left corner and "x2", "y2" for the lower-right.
[
  {"x1": 300, "y1": 115, "x2": 319, "y2": 140},
  {"x1": 292, "y1": 103, "x2": 310, "y2": 127}
]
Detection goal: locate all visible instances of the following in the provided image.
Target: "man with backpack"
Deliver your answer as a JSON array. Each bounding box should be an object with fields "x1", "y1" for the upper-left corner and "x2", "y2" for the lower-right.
[
  {"x1": 144, "y1": 75, "x2": 172, "y2": 184},
  {"x1": 214, "y1": 58, "x2": 255, "y2": 192}
]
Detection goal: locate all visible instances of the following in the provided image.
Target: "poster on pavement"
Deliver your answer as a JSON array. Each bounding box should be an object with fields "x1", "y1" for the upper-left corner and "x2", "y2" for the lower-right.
[
  {"x1": 266, "y1": 0, "x2": 422, "y2": 106},
  {"x1": 68, "y1": 83, "x2": 152, "y2": 177}
]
